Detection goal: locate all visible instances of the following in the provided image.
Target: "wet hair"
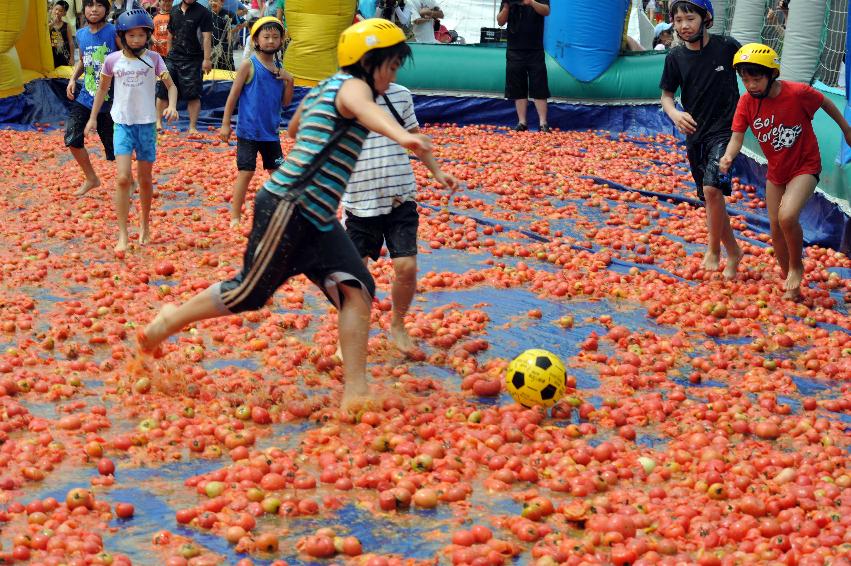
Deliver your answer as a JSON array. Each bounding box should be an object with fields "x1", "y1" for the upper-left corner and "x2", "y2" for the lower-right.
[
  {"x1": 54, "y1": 0, "x2": 70, "y2": 11},
  {"x1": 340, "y1": 42, "x2": 413, "y2": 96},
  {"x1": 83, "y1": 0, "x2": 111, "y2": 9},
  {"x1": 736, "y1": 62, "x2": 775, "y2": 78}
]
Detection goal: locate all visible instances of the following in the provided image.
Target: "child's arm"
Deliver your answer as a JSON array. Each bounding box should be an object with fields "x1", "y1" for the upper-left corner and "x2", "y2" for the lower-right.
[
  {"x1": 337, "y1": 79, "x2": 431, "y2": 157},
  {"x1": 820, "y1": 96, "x2": 851, "y2": 147},
  {"x1": 84, "y1": 74, "x2": 113, "y2": 134},
  {"x1": 661, "y1": 89, "x2": 697, "y2": 135},
  {"x1": 409, "y1": 126, "x2": 458, "y2": 191},
  {"x1": 279, "y1": 69, "x2": 294, "y2": 107},
  {"x1": 220, "y1": 60, "x2": 252, "y2": 141},
  {"x1": 161, "y1": 72, "x2": 180, "y2": 122},
  {"x1": 719, "y1": 131, "x2": 744, "y2": 174},
  {"x1": 65, "y1": 26, "x2": 76, "y2": 66},
  {"x1": 66, "y1": 46, "x2": 84, "y2": 99}
]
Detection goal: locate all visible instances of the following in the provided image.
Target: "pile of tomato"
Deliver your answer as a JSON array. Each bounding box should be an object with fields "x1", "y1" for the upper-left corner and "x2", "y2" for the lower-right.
[{"x1": 0, "y1": 123, "x2": 848, "y2": 565}]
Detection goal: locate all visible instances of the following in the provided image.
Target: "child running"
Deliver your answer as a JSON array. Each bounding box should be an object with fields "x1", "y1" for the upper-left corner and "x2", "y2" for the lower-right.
[
  {"x1": 86, "y1": 9, "x2": 179, "y2": 252},
  {"x1": 220, "y1": 16, "x2": 294, "y2": 228},
  {"x1": 719, "y1": 44, "x2": 851, "y2": 300},
  {"x1": 341, "y1": 81, "x2": 458, "y2": 354},
  {"x1": 65, "y1": 0, "x2": 117, "y2": 197},
  {"x1": 139, "y1": 19, "x2": 431, "y2": 409},
  {"x1": 659, "y1": 0, "x2": 743, "y2": 279}
]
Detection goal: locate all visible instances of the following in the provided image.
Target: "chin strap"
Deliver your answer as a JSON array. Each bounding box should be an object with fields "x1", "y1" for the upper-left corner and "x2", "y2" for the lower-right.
[
  {"x1": 748, "y1": 76, "x2": 776, "y2": 99},
  {"x1": 120, "y1": 33, "x2": 154, "y2": 68},
  {"x1": 676, "y1": 19, "x2": 705, "y2": 46}
]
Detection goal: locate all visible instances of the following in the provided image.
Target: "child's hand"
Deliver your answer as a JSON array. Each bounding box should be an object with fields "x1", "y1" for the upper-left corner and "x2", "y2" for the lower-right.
[
  {"x1": 435, "y1": 170, "x2": 459, "y2": 191},
  {"x1": 277, "y1": 69, "x2": 293, "y2": 83},
  {"x1": 718, "y1": 154, "x2": 733, "y2": 175},
  {"x1": 400, "y1": 133, "x2": 432, "y2": 157},
  {"x1": 66, "y1": 80, "x2": 76, "y2": 100},
  {"x1": 219, "y1": 124, "x2": 232, "y2": 142},
  {"x1": 84, "y1": 118, "x2": 97, "y2": 136},
  {"x1": 673, "y1": 110, "x2": 697, "y2": 135},
  {"x1": 163, "y1": 106, "x2": 179, "y2": 122}
]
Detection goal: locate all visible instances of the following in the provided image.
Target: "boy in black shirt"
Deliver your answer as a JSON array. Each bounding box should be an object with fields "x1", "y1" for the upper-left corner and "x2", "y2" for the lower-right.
[{"x1": 660, "y1": 0, "x2": 743, "y2": 280}]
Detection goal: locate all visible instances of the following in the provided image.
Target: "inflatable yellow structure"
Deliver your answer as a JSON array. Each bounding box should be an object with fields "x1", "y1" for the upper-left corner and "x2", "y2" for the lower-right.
[
  {"x1": 1, "y1": 0, "x2": 54, "y2": 97},
  {"x1": 285, "y1": 0, "x2": 355, "y2": 86}
]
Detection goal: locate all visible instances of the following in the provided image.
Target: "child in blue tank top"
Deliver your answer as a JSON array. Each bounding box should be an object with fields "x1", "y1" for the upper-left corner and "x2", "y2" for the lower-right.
[
  {"x1": 140, "y1": 20, "x2": 432, "y2": 411},
  {"x1": 220, "y1": 16, "x2": 294, "y2": 227}
]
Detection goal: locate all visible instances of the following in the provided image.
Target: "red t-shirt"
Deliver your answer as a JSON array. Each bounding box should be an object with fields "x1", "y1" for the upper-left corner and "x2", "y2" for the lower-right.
[
  {"x1": 731, "y1": 81, "x2": 824, "y2": 185},
  {"x1": 152, "y1": 13, "x2": 170, "y2": 56}
]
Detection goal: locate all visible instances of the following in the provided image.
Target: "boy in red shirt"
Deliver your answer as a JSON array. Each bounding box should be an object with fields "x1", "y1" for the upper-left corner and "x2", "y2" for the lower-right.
[{"x1": 720, "y1": 43, "x2": 851, "y2": 300}]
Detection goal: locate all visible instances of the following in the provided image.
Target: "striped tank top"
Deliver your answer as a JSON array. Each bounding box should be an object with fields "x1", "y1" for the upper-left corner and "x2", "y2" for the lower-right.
[{"x1": 263, "y1": 72, "x2": 370, "y2": 231}]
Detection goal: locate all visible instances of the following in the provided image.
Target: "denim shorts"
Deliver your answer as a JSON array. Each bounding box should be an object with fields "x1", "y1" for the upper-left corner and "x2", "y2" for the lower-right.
[{"x1": 114, "y1": 122, "x2": 157, "y2": 162}]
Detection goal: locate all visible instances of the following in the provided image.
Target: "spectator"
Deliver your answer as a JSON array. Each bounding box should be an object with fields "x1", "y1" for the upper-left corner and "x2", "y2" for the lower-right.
[
  {"x1": 378, "y1": 0, "x2": 412, "y2": 36},
  {"x1": 151, "y1": 0, "x2": 172, "y2": 58},
  {"x1": 654, "y1": 22, "x2": 673, "y2": 50},
  {"x1": 156, "y1": 0, "x2": 213, "y2": 134},
  {"x1": 108, "y1": 0, "x2": 136, "y2": 23},
  {"x1": 497, "y1": 0, "x2": 551, "y2": 132},
  {"x1": 50, "y1": 1, "x2": 75, "y2": 67},
  {"x1": 409, "y1": 0, "x2": 442, "y2": 43},
  {"x1": 209, "y1": 0, "x2": 236, "y2": 70}
]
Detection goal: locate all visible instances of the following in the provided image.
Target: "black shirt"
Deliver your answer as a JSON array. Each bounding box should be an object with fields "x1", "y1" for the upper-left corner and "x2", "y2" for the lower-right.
[
  {"x1": 659, "y1": 34, "x2": 741, "y2": 146},
  {"x1": 501, "y1": 0, "x2": 548, "y2": 51},
  {"x1": 210, "y1": 9, "x2": 236, "y2": 46},
  {"x1": 167, "y1": 1, "x2": 213, "y2": 61}
]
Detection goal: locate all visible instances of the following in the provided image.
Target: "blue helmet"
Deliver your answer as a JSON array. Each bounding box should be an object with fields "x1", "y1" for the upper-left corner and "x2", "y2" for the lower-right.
[
  {"x1": 116, "y1": 8, "x2": 154, "y2": 31},
  {"x1": 654, "y1": 22, "x2": 673, "y2": 38},
  {"x1": 669, "y1": 0, "x2": 714, "y2": 20}
]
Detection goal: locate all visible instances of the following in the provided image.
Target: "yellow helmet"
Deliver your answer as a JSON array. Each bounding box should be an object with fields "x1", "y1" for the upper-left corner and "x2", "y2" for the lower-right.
[
  {"x1": 337, "y1": 18, "x2": 406, "y2": 67},
  {"x1": 733, "y1": 43, "x2": 780, "y2": 71},
  {"x1": 251, "y1": 16, "x2": 284, "y2": 39}
]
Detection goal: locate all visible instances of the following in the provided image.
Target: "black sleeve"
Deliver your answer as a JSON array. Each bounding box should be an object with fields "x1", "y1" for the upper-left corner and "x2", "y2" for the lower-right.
[
  {"x1": 659, "y1": 51, "x2": 681, "y2": 93},
  {"x1": 728, "y1": 35, "x2": 742, "y2": 54},
  {"x1": 199, "y1": 7, "x2": 214, "y2": 33},
  {"x1": 167, "y1": 7, "x2": 177, "y2": 34}
]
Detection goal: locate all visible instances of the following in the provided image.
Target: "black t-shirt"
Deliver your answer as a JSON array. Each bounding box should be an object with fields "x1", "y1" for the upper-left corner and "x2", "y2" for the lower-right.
[
  {"x1": 501, "y1": 0, "x2": 548, "y2": 51},
  {"x1": 659, "y1": 34, "x2": 741, "y2": 146},
  {"x1": 210, "y1": 9, "x2": 236, "y2": 46},
  {"x1": 167, "y1": 1, "x2": 213, "y2": 61}
]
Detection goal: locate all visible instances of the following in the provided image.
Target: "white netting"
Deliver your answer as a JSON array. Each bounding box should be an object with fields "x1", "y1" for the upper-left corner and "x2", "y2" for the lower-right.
[
  {"x1": 814, "y1": 0, "x2": 847, "y2": 87},
  {"x1": 759, "y1": 0, "x2": 787, "y2": 54}
]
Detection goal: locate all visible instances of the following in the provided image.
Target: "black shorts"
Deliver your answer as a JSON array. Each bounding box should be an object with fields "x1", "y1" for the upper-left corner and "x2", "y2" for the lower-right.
[
  {"x1": 212, "y1": 187, "x2": 376, "y2": 313},
  {"x1": 505, "y1": 49, "x2": 550, "y2": 101},
  {"x1": 344, "y1": 200, "x2": 419, "y2": 261},
  {"x1": 156, "y1": 57, "x2": 203, "y2": 101},
  {"x1": 64, "y1": 101, "x2": 115, "y2": 161},
  {"x1": 236, "y1": 137, "x2": 283, "y2": 171},
  {"x1": 687, "y1": 135, "x2": 732, "y2": 201}
]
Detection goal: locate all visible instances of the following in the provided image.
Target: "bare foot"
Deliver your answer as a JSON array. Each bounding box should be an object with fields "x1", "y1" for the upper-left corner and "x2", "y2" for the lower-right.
[
  {"x1": 230, "y1": 217, "x2": 240, "y2": 229},
  {"x1": 341, "y1": 380, "x2": 370, "y2": 412},
  {"x1": 139, "y1": 226, "x2": 151, "y2": 245},
  {"x1": 390, "y1": 323, "x2": 415, "y2": 355},
  {"x1": 75, "y1": 177, "x2": 101, "y2": 197},
  {"x1": 702, "y1": 250, "x2": 720, "y2": 271},
  {"x1": 723, "y1": 247, "x2": 743, "y2": 280},
  {"x1": 334, "y1": 344, "x2": 343, "y2": 362},
  {"x1": 783, "y1": 268, "x2": 803, "y2": 300},
  {"x1": 138, "y1": 303, "x2": 178, "y2": 353},
  {"x1": 187, "y1": 128, "x2": 200, "y2": 135},
  {"x1": 155, "y1": 121, "x2": 162, "y2": 132},
  {"x1": 114, "y1": 236, "x2": 128, "y2": 253}
]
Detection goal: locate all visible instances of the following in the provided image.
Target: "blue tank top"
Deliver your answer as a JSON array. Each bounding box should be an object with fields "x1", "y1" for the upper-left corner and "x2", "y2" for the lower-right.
[
  {"x1": 263, "y1": 72, "x2": 369, "y2": 231},
  {"x1": 236, "y1": 55, "x2": 284, "y2": 142}
]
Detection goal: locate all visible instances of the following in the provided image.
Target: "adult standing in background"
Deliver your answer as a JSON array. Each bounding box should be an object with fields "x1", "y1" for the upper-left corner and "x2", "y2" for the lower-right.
[
  {"x1": 156, "y1": 0, "x2": 213, "y2": 133},
  {"x1": 408, "y1": 0, "x2": 442, "y2": 43},
  {"x1": 497, "y1": 0, "x2": 551, "y2": 132}
]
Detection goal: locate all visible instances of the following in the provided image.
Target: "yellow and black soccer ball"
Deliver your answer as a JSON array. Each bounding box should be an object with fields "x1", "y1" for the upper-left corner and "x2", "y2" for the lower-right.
[{"x1": 505, "y1": 349, "x2": 567, "y2": 408}]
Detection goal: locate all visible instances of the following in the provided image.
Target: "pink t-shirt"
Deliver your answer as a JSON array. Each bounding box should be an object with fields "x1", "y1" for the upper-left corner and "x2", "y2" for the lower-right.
[{"x1": 102, "y1": 50, "x2": 167, "y2": 125}]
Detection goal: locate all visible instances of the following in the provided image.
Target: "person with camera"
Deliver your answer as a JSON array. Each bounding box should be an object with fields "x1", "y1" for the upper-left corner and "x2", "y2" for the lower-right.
[
  {"x1": 409, "y1": 0, "x2": 442, "y2": 43},
  {"x1": 497, "y1": 0, "x2": 550, "y2": 132},
  {"x1": 377, "y1": 0, "x2": 412, "y2": 36}
]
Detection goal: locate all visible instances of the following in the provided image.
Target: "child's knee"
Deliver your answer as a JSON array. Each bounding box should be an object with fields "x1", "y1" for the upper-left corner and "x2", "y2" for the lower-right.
[
  {"x1": 116, "y1": 174, "x2": 134, "y2": 189},
  {"x1": 777, "y1": 208, "x2": 799, "y2": 232}
]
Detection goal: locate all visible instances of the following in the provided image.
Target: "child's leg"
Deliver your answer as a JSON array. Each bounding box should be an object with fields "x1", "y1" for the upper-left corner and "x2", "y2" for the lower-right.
[
  {"x1": 137, "y1": 160, "x2": 154, "y2": 244},
  {"x1": 114, "y1": 154, "x2": 134, "y2": 252},
  {"x1": 338, "y1": 281, "x2": 371, "y2": 406},
  {"x1": 66, "y1": 103, "x2": 102, "y2": 196},
  {"x1": 390, "y1": 256, "x2": 417, "y2": 352},
  {"x1": 701, "y1": 186, "x2": 727, "y2": 270},
  {"x1": 765, "y1": 179, "x2": 789, "y2": 279},
  {"x1": 778, "y1": 174, "x2": 818, "y2": 298},
  {"x1": 231, "y1": 171, "x2": 254, "y2": 227},
  {"x1": 141, "y1": 189, "x2": 302, "y2": 352},
  {"x1": 70, "y1": 147, "x2": 102, "y2": 196}
]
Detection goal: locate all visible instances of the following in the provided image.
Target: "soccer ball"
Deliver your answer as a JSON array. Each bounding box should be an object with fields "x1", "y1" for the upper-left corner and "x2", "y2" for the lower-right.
[{"x1": 505, "y1": 349, "x2": 567, "y2": 408}]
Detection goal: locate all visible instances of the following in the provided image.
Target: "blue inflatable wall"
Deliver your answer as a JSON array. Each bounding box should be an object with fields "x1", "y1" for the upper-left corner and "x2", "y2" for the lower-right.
[{"x1": 544, "y1": 0, "x2": 631, "y2": 82}]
